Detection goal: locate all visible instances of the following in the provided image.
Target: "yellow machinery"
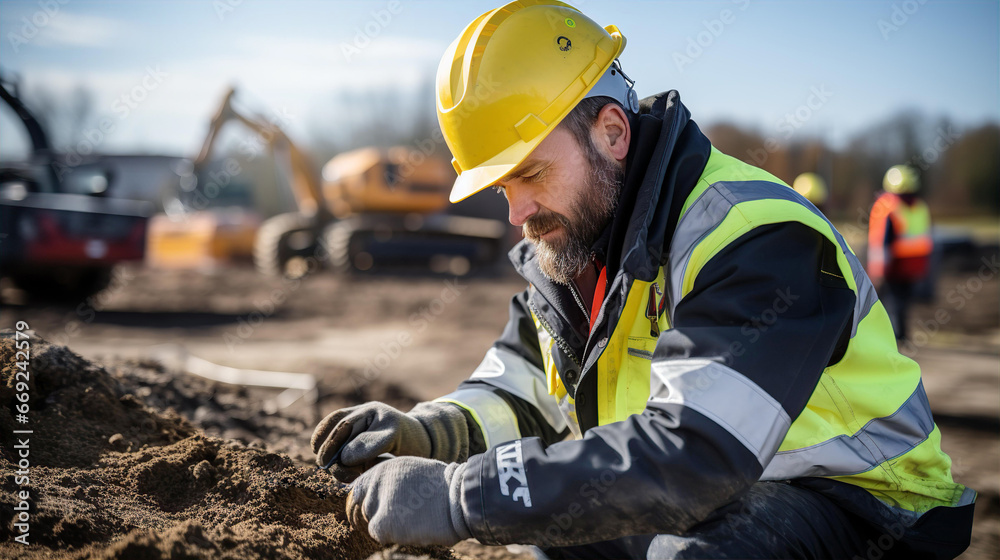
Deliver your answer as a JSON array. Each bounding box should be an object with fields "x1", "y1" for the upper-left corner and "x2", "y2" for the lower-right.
[
  {"x1": 322, "y1": 147, "x2": 452, "y2": 216},
  {"x1": 320, "y1": 147, "x2": 508, "y2": 275},
  {"x1": 148, "y1": 88, "x2": 507, "y2": 276},
  {"x1": 147, "y1": 207, "x2": 259, "y2": 269},
  {"x1": 146, "y1": 88, "x2": 281, "y2": 270}
]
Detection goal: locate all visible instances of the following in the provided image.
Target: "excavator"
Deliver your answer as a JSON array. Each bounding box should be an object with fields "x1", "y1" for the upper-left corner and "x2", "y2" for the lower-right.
[
  {"x1": 146, "y1": 89, "x2": 278, "y2": 270},
  {"x1": 319, "y1": 146, "x2": 507, "y2": 276},
  {"x1": 0, "y1": 75, "x2": 150, "y2": 300},
  {"x1": 149, "y1": 87, "x2": 508, "y2": 277}
]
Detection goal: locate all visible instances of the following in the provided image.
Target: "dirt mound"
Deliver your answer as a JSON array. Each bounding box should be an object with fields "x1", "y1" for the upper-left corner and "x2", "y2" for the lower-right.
[
  {"x1": 0, "y1": 331, "x2": 454, "y2": 560},
  {"x1": 102, "y1": 355, "x2": 420, "y2": 466},
  {"x1": 0, "y1": 334, "x2": 193, "y2": 469}
]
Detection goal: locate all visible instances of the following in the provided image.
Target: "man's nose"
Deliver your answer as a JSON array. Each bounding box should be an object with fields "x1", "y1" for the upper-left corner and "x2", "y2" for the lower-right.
[{"x1": 505, "y1": 184, "x2": 539, "y2": 227}]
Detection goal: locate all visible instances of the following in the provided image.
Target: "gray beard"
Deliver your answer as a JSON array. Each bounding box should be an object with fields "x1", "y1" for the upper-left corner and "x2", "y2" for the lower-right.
[{"x1": 527, "y1": 151, "x2": 623, "y2": 285}]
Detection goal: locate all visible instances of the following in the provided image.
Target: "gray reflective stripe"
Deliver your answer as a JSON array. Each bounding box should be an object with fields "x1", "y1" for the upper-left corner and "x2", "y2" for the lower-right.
[
  {"x1": 956, "y1": 486, "x2": 978, "y2": 507},
  {"x1": 762, "y1": 381, "x2": 935, "y2": 480},
  {"x1": 466, "y1": 346, "x2": 567, "y2": 434},
  {"x1": 668, "y1": 180, "x2": 878, "y2": 337},
  {"x1": 877, "y1": 486, "x2": 975, "y2": 526},
  {"x1": 556, "y1": 392, "x2": 582, "y2": 439},
  {"x1": 436, "y1": 388, "x2": 521, "y2": 449},
  {"x1": 668, "y1": 184, "x2": 737, "y2": 319},
  {"x1": 844, "y1": 250, "x2": 879, "y2": 338},
  {"x1": 533, "y1": 325, "x2": 583, "y2": 437},
  {"x1": 648, "y1": 358, "x2": 790, "y2": 467}
]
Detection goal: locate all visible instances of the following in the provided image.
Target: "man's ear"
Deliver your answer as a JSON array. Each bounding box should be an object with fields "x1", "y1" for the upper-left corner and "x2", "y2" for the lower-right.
[{"x1": 592, "y1": 103, "x2": 631, "y2": 163}]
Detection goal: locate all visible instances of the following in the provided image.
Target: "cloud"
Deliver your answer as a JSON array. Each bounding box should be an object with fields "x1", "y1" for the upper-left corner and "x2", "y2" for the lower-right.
[
  {"x1": 7, "y1": 28, "x2": 450, "y2": 154},
  {"x1": 224, "y1": 34, "x2": 447, "y2": 85},
  {"x1": 33, "y1": 12, "x2": 125, "y2": 48}
]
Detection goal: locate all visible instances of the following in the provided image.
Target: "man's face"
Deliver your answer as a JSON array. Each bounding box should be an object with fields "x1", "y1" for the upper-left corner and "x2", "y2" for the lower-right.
[{"x1": 493, "y1": 126, "x2": 624, "y2": 284}]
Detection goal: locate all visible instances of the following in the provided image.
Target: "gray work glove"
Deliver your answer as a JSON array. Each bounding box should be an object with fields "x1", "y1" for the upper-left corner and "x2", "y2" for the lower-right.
[
  {"x1": 310, "y1": 401, "x2": 469, "y2": 482},
  {"x1": 347, "y1": 456, "x2": 471, "y2": 546}
]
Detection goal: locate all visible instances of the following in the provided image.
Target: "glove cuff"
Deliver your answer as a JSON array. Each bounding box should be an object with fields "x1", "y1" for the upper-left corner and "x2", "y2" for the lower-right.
[
  {"x1": 408, "y1": 402, "x2": 470, "y2": 463},
  {"x1": 445, "y1": 462, "x2": 472, "y2": 541}
]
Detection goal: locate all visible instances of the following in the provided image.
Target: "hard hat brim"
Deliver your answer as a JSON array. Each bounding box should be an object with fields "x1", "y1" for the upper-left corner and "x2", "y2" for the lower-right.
[
  {"x1": 447, "y1": 131, "x2": 549, "y2": 203},
  {"x1": 450, "y1": 164, "x2": 515, "y2": 203}
]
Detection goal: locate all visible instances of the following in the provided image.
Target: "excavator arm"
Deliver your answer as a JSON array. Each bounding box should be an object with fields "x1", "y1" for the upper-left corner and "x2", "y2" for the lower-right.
[{"x1": 194, "y1": 88, "x2": 327, "y2": 220}]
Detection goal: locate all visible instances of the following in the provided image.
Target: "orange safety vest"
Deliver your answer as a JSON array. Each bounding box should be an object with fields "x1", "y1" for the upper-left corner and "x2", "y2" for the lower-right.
[{"x1": 867, "y1": 192, "x2": 932, "y2": 280}]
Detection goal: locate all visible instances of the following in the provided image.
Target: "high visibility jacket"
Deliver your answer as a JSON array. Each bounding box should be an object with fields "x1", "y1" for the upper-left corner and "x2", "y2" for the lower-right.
[
  {"x1": 868, "y1": 191, "x2": 933, "y2": 281},
  {"x1": 437, "y1": 91, "x2": 974, "y2": 553}
]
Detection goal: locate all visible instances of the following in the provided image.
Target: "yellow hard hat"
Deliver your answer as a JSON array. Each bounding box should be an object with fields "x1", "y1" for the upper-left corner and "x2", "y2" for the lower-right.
[
  {"x1": 883, "y1": 165, "x2": 919, "y2": 194},
  {"x1": 436, "y1": 0, "x2": 636, "y2": 202},
  {"x1": 792, "y1": 172, "x2": 828, "y2": 205}
]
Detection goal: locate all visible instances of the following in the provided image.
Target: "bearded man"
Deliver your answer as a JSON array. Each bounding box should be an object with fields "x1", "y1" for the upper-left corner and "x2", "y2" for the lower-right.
[{"x1": 311, "y1": 2, "x2": 975, "y2": 558}]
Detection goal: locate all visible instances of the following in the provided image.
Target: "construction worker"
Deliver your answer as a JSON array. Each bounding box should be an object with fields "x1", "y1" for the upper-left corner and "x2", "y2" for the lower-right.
[
  {"x1": 868, "y1": 164, "x2": 934, "y2": 340},
  {"x1": 792, "y1": 171, "x2": 829, "y2": 212},
  {"x1": 311, "y1": 2, "x2": 974, "y2": 557}
]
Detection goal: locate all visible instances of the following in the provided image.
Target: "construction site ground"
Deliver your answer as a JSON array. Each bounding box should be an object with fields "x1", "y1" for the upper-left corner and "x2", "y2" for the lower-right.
[{"x1": 1, "y1": 262, "x2": 997, "y2": 559}]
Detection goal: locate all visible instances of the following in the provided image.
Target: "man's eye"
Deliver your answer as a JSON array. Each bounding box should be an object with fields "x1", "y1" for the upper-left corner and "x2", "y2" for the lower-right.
[{"x1": 521, "y1": 171, "x2": 543, "y2": 183}]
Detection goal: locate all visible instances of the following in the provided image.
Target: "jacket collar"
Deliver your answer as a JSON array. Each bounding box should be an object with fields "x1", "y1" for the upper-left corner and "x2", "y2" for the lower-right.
[{"x1": 509, "y1": 91, "x2": 712, "y2": 368}]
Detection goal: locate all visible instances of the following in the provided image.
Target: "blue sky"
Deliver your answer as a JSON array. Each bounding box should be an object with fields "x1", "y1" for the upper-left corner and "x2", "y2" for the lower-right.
[{"x1": 0, "y1": 0, "x2": 997, "y2": 156}]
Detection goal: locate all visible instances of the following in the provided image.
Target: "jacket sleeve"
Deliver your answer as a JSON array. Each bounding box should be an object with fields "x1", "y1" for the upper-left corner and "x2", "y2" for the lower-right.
[
  {"x1": 436, "y1": 289, "x2": 571, "y2": 454},
  {"x1": 458, "y1": 222, "x2": 857, "y2": 546}
]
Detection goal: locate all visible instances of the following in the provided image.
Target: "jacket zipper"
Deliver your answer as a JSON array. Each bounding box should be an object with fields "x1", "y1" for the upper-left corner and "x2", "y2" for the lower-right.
[
  {"x1": 527, "y1": 299, "x2": 582, "y2": 369},
  {"x1": 627, "y1": 348, "x2": 653, "y2": 360},
  {"x1": 568, "y1": 281, "x2": 591, "y2": 324}
]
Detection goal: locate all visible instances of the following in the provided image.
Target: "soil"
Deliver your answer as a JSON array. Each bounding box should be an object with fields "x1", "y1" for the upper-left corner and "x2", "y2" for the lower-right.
[
  {"x1": 0, "y1": 332, "x2": 459, "y2": 560},
  {"x1": 0, "y1": 255, "x2": 997, "y2": 559}
]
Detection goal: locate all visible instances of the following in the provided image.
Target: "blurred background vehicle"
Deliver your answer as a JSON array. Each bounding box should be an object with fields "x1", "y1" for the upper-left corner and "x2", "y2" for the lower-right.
[
  {"x1": 319, "y1": 145, "x2": 507, "y2": 277},
  {"x1": 147, "y1": 88, "x2": 276, "y2": 271},
  {"x1": 0, "y1": 75, "x2": 151, "y2": 300},
  {"x1": 146, "y1": 88, "x2": 509, "y2": 277}
]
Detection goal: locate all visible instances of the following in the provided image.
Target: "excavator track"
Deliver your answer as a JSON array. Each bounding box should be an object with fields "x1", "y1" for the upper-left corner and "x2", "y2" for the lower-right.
[{"x1": 253, "y1": 212, "x2": 321, "y2": 278}]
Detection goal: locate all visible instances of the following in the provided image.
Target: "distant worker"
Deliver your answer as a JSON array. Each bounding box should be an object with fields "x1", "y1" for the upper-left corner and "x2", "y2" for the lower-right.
[
  {"x1": 868, "y1": 164, "x2": 933, "y2": 340},
  {"x1": 792, "y1": 171, "x2": 828, "y2": 211},
  {"x1": 311, "y1": 2, "x2": 973, "y2": 558}
]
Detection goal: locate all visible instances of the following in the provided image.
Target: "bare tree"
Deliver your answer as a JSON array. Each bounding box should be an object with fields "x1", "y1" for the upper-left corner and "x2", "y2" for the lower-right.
[{"x1": 22, "y1": 81, "x2": 98, "y2": 151}]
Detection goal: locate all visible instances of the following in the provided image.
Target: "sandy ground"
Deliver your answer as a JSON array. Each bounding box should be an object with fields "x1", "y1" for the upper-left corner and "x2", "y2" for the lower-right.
[
  {"x1": 0, "y1": 333, "x2": 471, "y2": 560},
  {"x1": 1, "y1": 262, "x2": 997, "y2": 558}
]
